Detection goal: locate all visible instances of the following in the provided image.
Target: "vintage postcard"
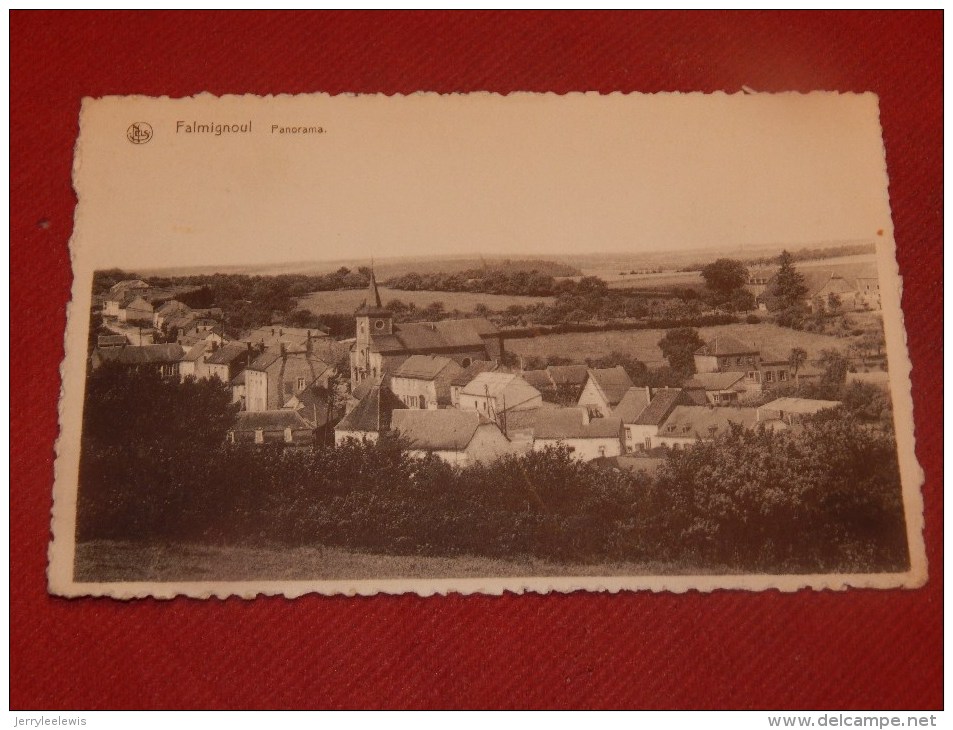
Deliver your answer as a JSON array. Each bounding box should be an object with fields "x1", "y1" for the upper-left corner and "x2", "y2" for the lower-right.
[{"x1": 49, "y1": 92, "x2": 926, "y2": 598}]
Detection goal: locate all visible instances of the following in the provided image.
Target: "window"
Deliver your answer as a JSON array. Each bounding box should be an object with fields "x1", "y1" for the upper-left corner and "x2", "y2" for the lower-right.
[
  {"x1": 764, "y1": 371, "x2": 774, "y2": 383},
  {"x1": 227, "y1": 431, "x2": 235, "y2": 444},
  {"x1": 296, "y1": 377, "x2": 306, "y2": 391},
  {"x1": 284, "y1": 427, "x2": 293, "y2": 443},
  {"x1": 254, "y1": 428, "x2": 264, "y2": 444},
  {"x1": 598, "y1": 446, "x2": 606, "y2": 458},
  {"x1": 778, "y1": 371, "x2": 787, "y2": 381},
  {"x1": 374, "y1": 319, "x2": 385, "y2": 330},
  {"x1": 461, "y1": 357, "x2": 471, "y2": 368}
]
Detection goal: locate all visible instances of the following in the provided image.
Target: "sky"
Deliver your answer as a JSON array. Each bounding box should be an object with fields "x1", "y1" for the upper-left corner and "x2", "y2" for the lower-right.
[{"x1": 73, "y1": 92, "x2": 894, "y2": 270}]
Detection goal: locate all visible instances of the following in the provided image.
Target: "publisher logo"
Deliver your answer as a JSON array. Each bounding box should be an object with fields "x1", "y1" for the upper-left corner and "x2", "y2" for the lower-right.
[{"x1": 127, "y1": 122, "x2": 153, "y2": 145}]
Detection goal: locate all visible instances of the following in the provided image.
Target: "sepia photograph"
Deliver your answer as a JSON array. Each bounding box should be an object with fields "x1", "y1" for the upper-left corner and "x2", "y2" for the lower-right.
[{"x1": 48, "y1": 91, "x2": 925, "y2": 597}]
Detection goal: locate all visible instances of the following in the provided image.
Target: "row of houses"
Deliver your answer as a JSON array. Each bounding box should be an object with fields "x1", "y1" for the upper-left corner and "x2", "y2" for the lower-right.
[
  {"x1": 334, "y1": 376, "x2": 841, "y2": 466},
  {"x1": 746, "y1": 265, "x2": 881, "y2": 312},
  {"x1": 101, "y1": 279, "x2": 208, "y2": 324}
]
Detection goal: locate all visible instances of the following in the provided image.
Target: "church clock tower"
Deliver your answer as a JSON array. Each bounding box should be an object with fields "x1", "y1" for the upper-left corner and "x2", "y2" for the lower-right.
[{"x1": 352, "y1": 268, "x2": 392, "y2": 385}]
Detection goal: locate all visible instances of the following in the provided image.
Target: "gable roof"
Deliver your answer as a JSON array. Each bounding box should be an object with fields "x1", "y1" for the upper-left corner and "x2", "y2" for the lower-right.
[
  {"x1": 695, "y1": 335, "x2": 759, "y2": 357},
  {"x1": 232, "y1": 409, "x2": 313, "y2": 432},
  {"x1": 450, "y1": 360, "x2": 499, "y2": 387},
  {"x1": 391, "y1": 409, "x2": 495, "y2": 451},
  {"x1": 369, "y1": 318, "x2": 499, "y2": 355},
  {"x1": 613, "y1": 387, "x2": 651, "y2": 423},
  {"x1": 520, "y1": 369, "x2": 554, "y2": 391},
  {"x1": 684, "y1": 371, "x2": 747, "y2": 391},
  {"x1": 633, "y1": 388, "x2": 688, "y2": 426},
  {"x1": 93, "y1": 343, "x2": 185, "y2": 366},
  {"x1": 336, "y1": 381, "x2": 405, "y2": 434},
  {"x1": 394, "y1": 354, "x2": 459, "y2": 381},
  {"x1": 460, "y1": 372, "x2": 540, "y2": 410},
  {"x1": 96, "y1": 334, "x2": 128, "y2": 347},
  {"x1": 507, "y1": 407, "x2": 622, "y2": 441},
  {"x1": 546, "y1": 364, "x2": 590, "y2": 387},
  {"x1": 155, "y1": 299, "x2": 190, "y2": 316},
  {"x1": 182, "y1": 343, "x2": 209, "y2": 362},
  {"x1": 660, "y1": 405, "x2": 761, "y2": 437},
  {"x1": 286, "y1": 384, "x2": 334, "y2": 426},
  {"x1": 586, "y1": 367, "x2": 634, "y2": 406},
  {"x1": 204, "y1": 343, "x2": 250, "y2": 365}
]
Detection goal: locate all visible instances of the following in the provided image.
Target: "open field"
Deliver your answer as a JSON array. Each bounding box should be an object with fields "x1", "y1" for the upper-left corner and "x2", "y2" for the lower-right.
[
  {"x1": 298, "y1": 287, "x2": 554, "y2": 314},
  {"x1": 570, "y1": 252, "x2": 879, "y2": 290},
  {"x1": 74, "y1": 540, "x2": 719, "y2": 583},
  {"x1": 505, "y1": 322, "x2": 851, "y2": 367}
]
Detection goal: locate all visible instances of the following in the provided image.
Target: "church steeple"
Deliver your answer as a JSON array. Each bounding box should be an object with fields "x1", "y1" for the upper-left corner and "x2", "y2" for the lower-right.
[
  {"x1": 367, "y1": 268, "x2": 383, "y2": 309},
  {"x1": 352, "y1": 265, "x2": 393, "y2": 386}
]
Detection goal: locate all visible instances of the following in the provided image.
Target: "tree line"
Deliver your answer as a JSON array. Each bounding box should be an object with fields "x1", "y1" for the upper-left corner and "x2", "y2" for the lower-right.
[{"x1": 77, "y1": 366, "x2": 908, "y2": 575}]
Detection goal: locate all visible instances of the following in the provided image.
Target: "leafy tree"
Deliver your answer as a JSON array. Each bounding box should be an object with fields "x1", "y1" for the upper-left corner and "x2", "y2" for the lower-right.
[
  {"x1": 827, "y1": 292, "x2": 843, "y2": 316},
  {"x1": 789, "y1": 347, "x2": 808, "y2": 382},
  {"x1": 658, "y1": 327, "x2": 704, "y2": 374},
  {"x1": 768, "y1": 250, "x2": 808, "y2": 312},
  {"x1": 586, "y1": 352, "x2": 649, "y2": 384},
  {"x1": 701, "y1": 258, "x2": 749, "y2": 301},
  {"x1": 817, "y1": 349, "x2": 849, "y2": 385}
]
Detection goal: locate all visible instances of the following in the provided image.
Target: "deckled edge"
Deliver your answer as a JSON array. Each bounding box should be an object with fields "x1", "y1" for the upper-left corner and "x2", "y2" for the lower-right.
[{"x1": 47, "y1": 92, "x2": 928, "y2": 600}]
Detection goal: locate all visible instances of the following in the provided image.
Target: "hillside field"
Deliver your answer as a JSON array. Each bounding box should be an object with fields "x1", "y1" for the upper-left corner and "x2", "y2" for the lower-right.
[
  {"x1": 298, "y1": 287, "x2": 554, "y2": 314},
  {"x1": 504, "y1": 322, "x2": 851, "y2": 367}
]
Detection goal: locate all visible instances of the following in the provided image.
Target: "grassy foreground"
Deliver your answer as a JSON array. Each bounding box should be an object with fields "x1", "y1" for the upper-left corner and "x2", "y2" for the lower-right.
[{"x1": 74, "y1": 540, "x2": 709, "y2": 583}]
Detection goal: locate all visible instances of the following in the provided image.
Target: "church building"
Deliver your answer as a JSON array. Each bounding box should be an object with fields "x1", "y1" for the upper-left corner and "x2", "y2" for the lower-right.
[{"x1": 349, "y1": 270, "x2": 505, "y2": 389}]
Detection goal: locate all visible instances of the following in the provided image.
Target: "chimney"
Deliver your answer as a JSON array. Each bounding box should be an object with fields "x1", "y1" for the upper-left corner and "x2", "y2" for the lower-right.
[
  {"x1": 280, "y1": 328, "x2": 284, "y2": 337},
  {"x1": 306, "y1": 330, "x2": 312, "y2": 354},
  {"x1": 271, "y1": 328, "x2": 275, "y2": 336}
]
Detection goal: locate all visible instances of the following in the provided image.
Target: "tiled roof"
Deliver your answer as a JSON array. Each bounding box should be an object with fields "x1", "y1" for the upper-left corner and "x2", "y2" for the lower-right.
[
  {"x1": 695, "y1": 335, "x2": 759, "y2": 357},
  {"x1": 759, "y1": 397, "x2": 841, "y2": 414},
  {"x1": 684, "y1": 371, "x2": 747, "y2": 391},
  {"x1": 94, "y1": 343, "x2": 185, "y2": 365},
  {"x1": 96, "y1": 334, "x2": 128, "y2": 347},
  {"x1": 232, "y1": 410, "x2": 312, "y2": 432},
  {"x1": 633, "y1": 388, "x2": 687, "y2": 426},
  {"x1": 183, "y1": 343, "x2": 208, "y2": 362},
  {"x1": 370, "y1": 318, "x2": 498, "y2": 354},
  {"x1": 659, "y1": 405, "x2": 761, "y2": 437},
  {"x1": 391, "y1": 409, "x2": 492, "y2": 451},
  {"x1": 336, "y1": 381, "x2": 405, "y2": 433},
  {"x1": 460, "y1": 372, "x2": 541, "y2": 408},
  {"x1": 155, "y1": 300, "x2": 190, "y2": 316},
  {"x1": 204, "y1": 343, "x2": 250, "y2": 365},
  {"x1": 532, "y1": 408, "x2": 622, "y2": 440},
  {"x1": 546, "y1": 364, "x2": 589, "y2": 386},
  {"x1": 288, "y1": 385, "x2": 333, "y2": 426},
  {"x1": 613, "y1": 387, "x2": 651, "y2": 423},
  {"x1": 520, "y1": 369, "x2": 554, "y2": 391},
  {"x1": 587, "y1": 366, "x2": 634, "y2": 406},
  {"x1": 450, "y1": 360, "x2": 498, "y2": 387},
  {"x1": 230, "y1": 370, "x2": 247, "y2": 386},
  {"x1": 394, "y1": 354, "x2": 458, "y2": 381}
]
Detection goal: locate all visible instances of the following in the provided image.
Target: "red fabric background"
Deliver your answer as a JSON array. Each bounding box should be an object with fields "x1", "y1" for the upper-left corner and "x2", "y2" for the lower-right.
[{"x1": 10, "y1": 11, "x2": 942, "y2": 710}]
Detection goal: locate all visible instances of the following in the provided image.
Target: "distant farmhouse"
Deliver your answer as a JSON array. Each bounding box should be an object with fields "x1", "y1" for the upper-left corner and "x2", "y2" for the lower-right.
[{"x1": 747, "y1": 264, "x2": 881, "y2": 312}]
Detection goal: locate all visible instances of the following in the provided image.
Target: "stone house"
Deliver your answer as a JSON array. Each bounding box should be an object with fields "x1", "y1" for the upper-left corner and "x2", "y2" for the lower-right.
[
  {"x1": 390, "y1": 354, "x2": 463, "y2": 410},
  {"x1": 334, "y1": 379, "x2": 405, "y2": 445},
  {"x1": 244, "y1": 342, "x2": 333, "y2": 413}
]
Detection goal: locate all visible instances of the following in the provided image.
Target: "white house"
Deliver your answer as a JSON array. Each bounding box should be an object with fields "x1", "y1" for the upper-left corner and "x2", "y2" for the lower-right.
[
  {"x1": 528, "y1": 407, "x2": 624, "y2": 462},
  {"x1": 618, "y1": 388, "x2": 688, "y2": 453},
  {"x1": 577, "y1": 366, "x2": 634, "y2": 417},
  {"x1": 390, "y1": 409, "x2": 521, "y2": 466},
  {"x1": 458, "y1": 372, "x2": 542, "y2": 416},
  {"x1": 654, "y1": 405, "x2": 776, "y2": 449}
]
